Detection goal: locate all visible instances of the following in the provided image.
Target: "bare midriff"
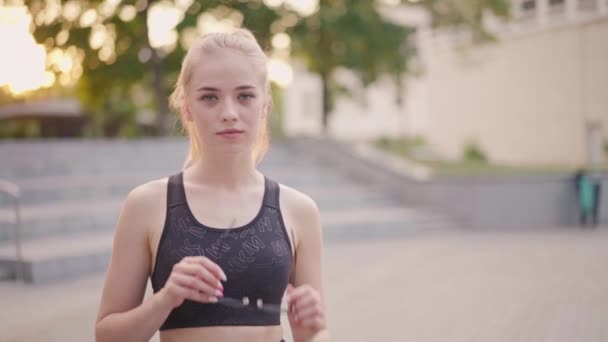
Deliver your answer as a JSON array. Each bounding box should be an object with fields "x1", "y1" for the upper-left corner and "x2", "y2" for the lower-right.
[{"x1": 160, "y1": 325, "x2": 284, "y2": 342}]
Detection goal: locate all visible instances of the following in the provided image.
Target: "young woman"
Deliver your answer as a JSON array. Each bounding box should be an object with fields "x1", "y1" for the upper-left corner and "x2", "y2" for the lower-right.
[{"x1": 95, "y1": 29, "x2": 328, "y2": 342}]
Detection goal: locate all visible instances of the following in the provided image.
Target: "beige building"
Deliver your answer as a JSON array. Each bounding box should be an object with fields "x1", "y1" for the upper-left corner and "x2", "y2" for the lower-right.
[{"x1": 283, "y1": 0, "x2": 608, "y2": 166}]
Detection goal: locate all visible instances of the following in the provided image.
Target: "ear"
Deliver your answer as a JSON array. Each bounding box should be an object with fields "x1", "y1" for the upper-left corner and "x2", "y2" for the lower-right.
[
  {"x1": 262, "y1": 100, "x2": 270, "y2": 119},
  {"x1": 182, "y1": 103, "x2": 193, "y2": 122}
]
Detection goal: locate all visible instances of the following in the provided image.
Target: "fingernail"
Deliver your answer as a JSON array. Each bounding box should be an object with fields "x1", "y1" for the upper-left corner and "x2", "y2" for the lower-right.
[
  {"x1": 220, "y1": 272, "x2": 227, "y2": 281},
  {"x1": 215, "y1": 289, "x2": 223, "y2": 297},
  {"x1": 209, "y1": 296, "x2": 218, "y2": 303},
  {"x1": 219, "y1": 283, "x2": 224, "y2": 291}
]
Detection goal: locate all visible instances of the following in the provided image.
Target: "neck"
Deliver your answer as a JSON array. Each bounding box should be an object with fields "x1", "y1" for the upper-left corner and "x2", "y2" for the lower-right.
[{"x1": 188, "y1": 150, "x2": 260, "y2": 189}]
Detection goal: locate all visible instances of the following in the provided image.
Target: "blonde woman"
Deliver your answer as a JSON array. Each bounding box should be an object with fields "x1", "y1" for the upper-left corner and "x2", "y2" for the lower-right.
[{"x1": 95, "y1": 29, "x2": 328, "y2": 342}]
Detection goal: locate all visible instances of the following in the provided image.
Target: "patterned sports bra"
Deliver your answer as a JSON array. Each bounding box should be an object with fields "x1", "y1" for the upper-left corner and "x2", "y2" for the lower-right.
[{"x1": 150, "y1": 172, "x2": 293, "y2": 330}]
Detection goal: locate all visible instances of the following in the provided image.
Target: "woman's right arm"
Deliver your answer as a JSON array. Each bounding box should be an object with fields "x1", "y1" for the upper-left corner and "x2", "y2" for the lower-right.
[{"x1": 95, "y1": 182, "x2": 226, "y2": 342}]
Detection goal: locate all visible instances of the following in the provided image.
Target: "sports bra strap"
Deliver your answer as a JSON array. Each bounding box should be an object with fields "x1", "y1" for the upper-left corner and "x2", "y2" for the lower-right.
[
  {"x1": 167, "y1": 173, "x2": 186, "y2": 208},
  {"x1": 263, "y1": 178, "x2": 280, "y2": 210}
]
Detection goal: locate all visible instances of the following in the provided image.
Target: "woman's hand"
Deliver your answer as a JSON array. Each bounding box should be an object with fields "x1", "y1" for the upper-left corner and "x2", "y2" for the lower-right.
[
  {"x1": 159, "y1": 256, "x2": 227, "y2": 309},
  {"x1": 286, "y1": 283, "x2": 326, "y2": 334}
]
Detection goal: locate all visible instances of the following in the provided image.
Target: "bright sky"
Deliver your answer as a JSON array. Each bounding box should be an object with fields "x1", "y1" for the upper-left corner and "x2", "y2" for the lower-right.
[
  {"x1": 0, "y1": 6, "x2": 53, "y2": 94},
  {"x1": 0, "y1": 0, "x2": 319, "y2": 96}
]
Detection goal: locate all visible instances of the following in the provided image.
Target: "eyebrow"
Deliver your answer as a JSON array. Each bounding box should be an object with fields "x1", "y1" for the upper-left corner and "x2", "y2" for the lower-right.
[{"x1": 196, "y1": 85, "x2": 257, "y2": 92}]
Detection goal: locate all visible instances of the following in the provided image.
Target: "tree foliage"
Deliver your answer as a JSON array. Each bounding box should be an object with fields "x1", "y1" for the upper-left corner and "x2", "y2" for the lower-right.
[{"x1": 22, "y1": 0, "x2": 509, "y2": 135}]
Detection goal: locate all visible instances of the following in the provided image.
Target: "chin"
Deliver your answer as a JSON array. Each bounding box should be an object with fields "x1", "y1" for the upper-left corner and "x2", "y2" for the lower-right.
[{"x1": 217, "y1": 144, "x2": 253, "y2": 156}]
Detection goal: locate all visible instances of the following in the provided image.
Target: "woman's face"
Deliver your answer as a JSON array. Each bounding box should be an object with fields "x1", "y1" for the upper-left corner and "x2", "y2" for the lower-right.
[{"x1": 184, "y1": 48, "x2": 267, "y2": 158}]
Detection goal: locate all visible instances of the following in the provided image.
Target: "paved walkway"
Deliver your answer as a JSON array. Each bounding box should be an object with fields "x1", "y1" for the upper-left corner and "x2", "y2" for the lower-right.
[
  {"x1": 2, "y1": 139, "x2": 606, "y2": 340},
  {"x1": 2, "y1": 226, "x2": 607, "y2": 342}
]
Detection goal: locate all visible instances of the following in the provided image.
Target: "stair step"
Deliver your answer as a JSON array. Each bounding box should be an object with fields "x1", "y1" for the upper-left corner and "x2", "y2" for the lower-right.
[
  {"x1": 0, "y1": 264, "x2": 12, "y2": 280},
  {"x1": 0, "y1": 185, "x2": 401, "y2": 242},
  {"x1": 0, "y1": 231, "x2": 112, "y2": 283},
  {"x1": 0, "y1": 209, "x2": 456, "y2": 284}
]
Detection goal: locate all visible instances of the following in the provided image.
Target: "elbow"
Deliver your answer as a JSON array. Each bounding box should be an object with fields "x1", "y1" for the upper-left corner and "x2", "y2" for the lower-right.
[
  {"x1": 95, "y1": 317, "x2": 115, "y2": 342},
  {"x1": 95, "y1": 320, "x2": 107, "y2": 342}
]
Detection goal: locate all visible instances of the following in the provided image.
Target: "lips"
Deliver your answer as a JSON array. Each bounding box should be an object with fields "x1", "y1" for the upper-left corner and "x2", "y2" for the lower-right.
[
  {"x1": 217, "y1": 129, "x2": 244, "y2": 135},
  {"x1": 217, "y1": 129, "x2": 244, "y2": 139}
]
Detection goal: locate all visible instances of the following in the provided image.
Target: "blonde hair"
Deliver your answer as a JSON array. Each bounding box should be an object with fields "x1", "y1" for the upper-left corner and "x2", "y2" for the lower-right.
[{"x1": 169, "y1": 29, "x2": 271, "y2": 169}]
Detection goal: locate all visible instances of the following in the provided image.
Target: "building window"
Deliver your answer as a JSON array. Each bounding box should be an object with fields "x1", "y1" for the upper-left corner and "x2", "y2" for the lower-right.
[
  {"x1": 522, "y1": 0, "x2": 536, "y2": 10},
  {"x1": 578, "y1": 0, "x2": 597, "y2": 11},
  {"x1": 549, "y1": 0, "x2": 565, "y2": 16},
  {"x1": 518, "y1": 0, "x2": 537, "y2": 20}
]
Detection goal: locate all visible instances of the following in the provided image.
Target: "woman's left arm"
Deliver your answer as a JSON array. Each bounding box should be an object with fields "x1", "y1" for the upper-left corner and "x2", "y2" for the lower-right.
[{"x1": 284, "y1": 192, "x2": 330, "y2": 342}]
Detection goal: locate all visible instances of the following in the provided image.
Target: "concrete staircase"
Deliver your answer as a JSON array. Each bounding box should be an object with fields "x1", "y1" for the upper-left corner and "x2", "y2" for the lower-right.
[{"x1": 0, "y1": 138, "x2": 458, "y2": 283}]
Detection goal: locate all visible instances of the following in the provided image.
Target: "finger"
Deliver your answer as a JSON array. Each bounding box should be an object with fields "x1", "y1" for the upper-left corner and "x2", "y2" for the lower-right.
[
  {"x1": 293, "y1": 294, "x2": 318, "y2": 312},
  {"x1": 175, "y1": 263, "x2": 222, "y2": 289},
  {"x1": 297, "y1": 316, "x2": 325, "y2": 330},
  {"x1": 289, "y1": 286, "x2": 320, "y2": 306},
  {"x1": 290, "y1": 310, "x2": 322, "y2": 330},
  {"x1": 286, "y1": 286, "x2": 303, "y2": 306},
  {"x1": 288, "y1": 284, "x2": 314, "y2": 301},
  {"x1": 185, "y1": 257, "x2": 227, "y2": 282},
  {"x1": 172, "y1": 273, "x2": 223, "y2": 298},
  {"x1": 182, "y1": 287, "x2": 219, "y2": 304},
  {"x1": 295, "y1": 303, "x2": 323, "y2": 321},
  {"x1": 167, "y1": 281, "x2": 216, "y2": 304},
  {"x1": 173, "y1": 272, "x2": 222, "y2": 297}
]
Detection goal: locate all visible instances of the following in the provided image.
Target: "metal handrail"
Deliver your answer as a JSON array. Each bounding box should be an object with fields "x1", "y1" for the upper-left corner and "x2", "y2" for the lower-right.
[{"x1": 0, "y1": 179, "x2": 23, "y2": 282}]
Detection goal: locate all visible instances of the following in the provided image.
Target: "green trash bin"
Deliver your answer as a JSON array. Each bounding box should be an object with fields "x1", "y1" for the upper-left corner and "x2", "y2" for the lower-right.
[{"x1": 576, "y1": 171, "x2": 598, "y2": 227}]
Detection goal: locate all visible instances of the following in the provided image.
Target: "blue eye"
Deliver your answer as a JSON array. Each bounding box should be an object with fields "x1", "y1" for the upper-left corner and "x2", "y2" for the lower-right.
[
  {"x1": 239, "y1": 93, "x2": 255, "y2": 100},
  {"x1": 200, "y1": 94, "x2": 218, "y2": 102}
]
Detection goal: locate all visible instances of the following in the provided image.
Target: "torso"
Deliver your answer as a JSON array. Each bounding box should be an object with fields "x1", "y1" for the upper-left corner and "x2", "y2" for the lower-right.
[{"x1": 144, "y1": 172, "x2": 299, "y2": 342}]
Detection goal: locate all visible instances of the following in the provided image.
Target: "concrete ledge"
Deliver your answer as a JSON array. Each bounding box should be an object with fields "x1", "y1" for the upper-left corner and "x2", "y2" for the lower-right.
[
  {"x1": 0, "y1": 231, "x2": 112, "y2": 283},
  {"x1": 287, "y1": 137, "x2": 608, "y2": 229},
  {"x1": 0, "y1": 214, "x2": 455, "y2": 283}
]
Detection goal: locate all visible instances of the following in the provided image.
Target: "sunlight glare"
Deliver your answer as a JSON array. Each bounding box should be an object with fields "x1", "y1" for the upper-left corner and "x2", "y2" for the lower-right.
[
  {"x1": 268, "y1": 58, "x2": 293, "y2": 88},
  {"x1": 0, "y1": 6, "x2": 49, "y2": 94},
  {"x1": 148, "y1": 1, "x2": 183, "y2": 49},
  {"x1": 79, "y1": 8, "x2": 97, "y2": 27},
  {"x1": 285, "y1": 0, "x2": 319, "y2": 16},
  {"x1": 272, "y1": 32, "x2": 291, "y2": 50},
  {"x1": 118, "y1": 5, "x2": 136, "y2": 22},
  {"x1": 264, "y1": 0, "x2": 284, "y2": 8}
]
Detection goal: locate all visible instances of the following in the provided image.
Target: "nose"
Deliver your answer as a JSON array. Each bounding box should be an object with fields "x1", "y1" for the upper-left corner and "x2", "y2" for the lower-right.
[{"x1": 220, "y1": 98, "x2": 238, "y2": 122}]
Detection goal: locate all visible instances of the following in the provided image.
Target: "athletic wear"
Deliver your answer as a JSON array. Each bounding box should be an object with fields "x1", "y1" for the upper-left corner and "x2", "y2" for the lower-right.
[{"x1": 151, "y1": 172, "x2": 293, "y2": 330}]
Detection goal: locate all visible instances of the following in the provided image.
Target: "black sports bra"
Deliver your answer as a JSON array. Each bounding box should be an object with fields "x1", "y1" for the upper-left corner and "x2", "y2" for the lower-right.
[{"x1": 150, "y1": 172, "x2": 293, "y2": 330}]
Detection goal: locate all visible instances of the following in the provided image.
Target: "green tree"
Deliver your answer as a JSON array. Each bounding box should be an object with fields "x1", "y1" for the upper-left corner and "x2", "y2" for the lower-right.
[
  {"x1": 24, "y1": 0, "x2": 509, "y2": 136},
  {"x1": 25, "y1": 0, "x2": 280, "y2": 136},
  {"x1": 287, "y1": 0, "x2": 414, "y2": 131},
  {"x1": 415, "y1": 0, "x2": 510, "y2": 42}
]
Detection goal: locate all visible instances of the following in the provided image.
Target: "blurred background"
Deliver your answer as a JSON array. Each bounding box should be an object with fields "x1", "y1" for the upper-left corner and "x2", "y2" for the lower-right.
[{"x1": 0, "y1": 0, "x2": 607, "y2": 341}]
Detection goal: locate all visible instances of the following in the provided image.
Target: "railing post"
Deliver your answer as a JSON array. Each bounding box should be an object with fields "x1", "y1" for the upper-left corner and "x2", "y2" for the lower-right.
[
  {"x1": 0, "y1": 180, "x2": 23, "y2": 282},
  {"x1": 14, "y1": 195, "x2": 23, "y2": 282}
]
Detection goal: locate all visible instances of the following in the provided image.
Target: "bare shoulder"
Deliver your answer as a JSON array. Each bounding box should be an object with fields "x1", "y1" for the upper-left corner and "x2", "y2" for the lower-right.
[
  {"x1": 128, "y1": 177, "x2": 167, "y2": 201},
  {"x1": 125, "y1": 178, "x2": 167, "y2": 209},
  {"x1": 278, "y1": 183, "x2": 320, "y2": 218},
  {"x1": 278, "y1": 184, "x2": 322, "y2": 247},
  {"x1": 120, "y1": 177, "x2": 169, "y2": 231}
]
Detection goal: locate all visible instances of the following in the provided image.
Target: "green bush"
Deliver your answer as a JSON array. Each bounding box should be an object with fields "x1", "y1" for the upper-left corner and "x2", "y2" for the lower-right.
[
  {"x1": 376, "y1": 136, "x2": 392, "y2": 149},
  {"x1": 0, "y1": 120, "x2": 41, "y2": 139},
  {"x1": 462, "y1": 140, "x2": 487, "y2": 163},
  {"x1": 374, "y1": 136, "x2": 430, "y2": 161}
]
